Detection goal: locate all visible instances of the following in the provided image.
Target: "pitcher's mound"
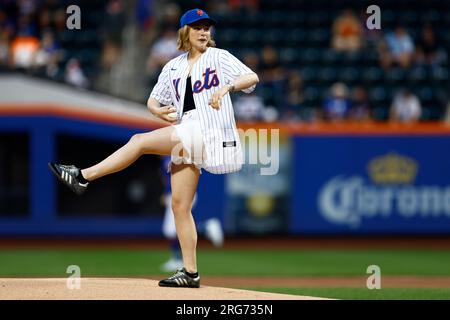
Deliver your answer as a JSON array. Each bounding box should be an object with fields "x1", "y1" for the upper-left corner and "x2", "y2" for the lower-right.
[{"x1": 0, "y1": 278, "x2": 328, "y2": 300}]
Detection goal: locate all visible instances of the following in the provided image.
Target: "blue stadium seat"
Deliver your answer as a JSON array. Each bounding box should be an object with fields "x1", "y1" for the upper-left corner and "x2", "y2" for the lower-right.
[
  {"x1": 299, "y1": 48, "x2": 321, "y2": 65},
  {"x1": 338, "y1": 67, "x2": 360, "y2": 84},
  {"x1": 317, "y1": 67, "x2": 338, "y2": 83},
  {"x1": 321, "y1": 49, "x2": 341, "y2": 66},
  {"x1": 419, "y1": 10, "x2": 441, "y2": 24},
  {"x1": 370, "y1": 86, "x2": 388, "y2": 103},
  {"x1": 430, "y1": 67, "x2": 449, "y2": 82},
  {"x1": 372, "y1": 106, "x2": 390, "y2": 121},
  {"x1": 304, "y1": 86, "x2": 321, "y2": 105},
  {"x1": 385, "y1": 67, "x2": 407, "y2": 83},
  {"x1": 363, "y1": 67, "x2": 383, "y2": 83},
  {"x1": 418, "y1": 87, "x2": 434, "y2": 102},
  {"x1": 398, "y1": 11, "x2": 420, "y2": 24},
  {"x1": 279, "y1": 48, "x2": 300, "y2": 67},
  {"x1": 285, "y1": 28, "x2": 306, "y2": 45},
  {"x1": 58, "y1": 30, "x2": 77, "y2": 48},
  {"x1": 264, "y1": 29, "x2": 285, "y2": 45},
  {"x1": 408, "y1": 67, "x2": 428, "y2": 83},
  {"x1": 241, "y1": 29, "x2": 262, "y2": 46},
  {"x1": 220, "y1": 28, "x2": 239, "y2": 47},
  {"x1": 307, "y1": 29, "x2": 329, "y2": 46},
  {"x1": 264, "y1": 11, "x2": 285, "y2": 26},
  {"x1": 285, "y1": 11, "x2": 305, "y2": 27},
  {"x1": 300, "y1": 66, "x2": 317, "y2": 82}
]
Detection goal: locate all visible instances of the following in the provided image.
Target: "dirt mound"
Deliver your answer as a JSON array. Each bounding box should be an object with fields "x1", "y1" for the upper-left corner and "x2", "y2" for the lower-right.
[
  {"x1": 201, "y1": 276, "x2": 450, "y2": 288},
  {"x1": 0, "y1": 278, "x2": 328, "y2": 300}
]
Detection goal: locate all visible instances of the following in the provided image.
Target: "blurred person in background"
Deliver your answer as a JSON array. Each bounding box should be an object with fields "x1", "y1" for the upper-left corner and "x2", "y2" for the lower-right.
[
  {"x1": 98, "y1": 0, "x2": 126, "y2": 73},
  {"x1": 100, "y1": 40, "x2": 122, "y2": 71},
  {"x1": 322, "y1": 82, "x2": 350, "y2": 121},
  {"x1": 379, "y1": 26, "x2": 415, "y2": 69},
  {"x1": 415, "y1": 24, "x2": 447, "y2": 68},
  {"x1": 37, "y1": 7, "x2": 51, "y2": 31},
  {"x1": 161, "y1": 3, "x2": 181, "y2": 31},
  {"x1": 348, "y1": 86, "x2": 371, "y2": 121},
  {"x1": 52, "y1": 8, "x2": 68, "y2": 34},
  {"x1": 233, "y1": 52, "x2": 268, "y2": 121},
  {"x1": 0, "y1": 6, "x2": 10, "y2": 24},
  {"x1": 146, "y1": 26, "x2": 181, "y2": 83},
  {"x1": 331, "y1": 9, "x2": 363, "y2": 52},
  {"x1": 283, "y1": 71, "x2": 304, "y2": 122},
  {"x1": 234, "y1": 91, "x2": 266, "y2": 122},
  {"x1": 136, "y1": 0, "x2": 155, "y2": 31},
  {"x1": 242, "y1": 51, "x2": 260, "y2": 75},
  {"x1": 64, "y1": 58, "x2": 89, "y2": 89},
  {"x1": 445, "y1": 100, "x2": 450, "y2": 123},
  {"x1": 227, "y1": 0, "x2": 259, "y2": 14},
  {"x1": 139, "y1": 2, "x2": 179, "y2": 49},
  {"x1": 103, "y1": 0, "x2": 126, "y2": 45},
  {"x1": 389, "y1": 88, "x2": 422, "y2": 123},
  {"x1": 0, "y1": 30, "x2": 10, "y2": 69},
  {"x1": 259, "y1": 45, "x2": 285, "y2": 111},
  {"x1": 136, "y1": 0, "x2": 156, "y2": 53},
  {"x1": 0, "y1": 8, "x2": 15, "y2": 70},
  {"x1": 10, "y1": 35, "x2": 39, "y2": 69},
  {"x1": 16, "y1": 0, "x2": 37, "y2": 17},
  {"x1": 0, "y1": 7, "x2": 16, "y2": 37},
  {"x1": 16, "y1": 14, "x2": 38, "y2": 37},
  {"x1": 144, "y1": 3, "x2": 181, "y2": 82},
  {"x1": 32, "y1": 31, "x2": 61, "y2": 78}
]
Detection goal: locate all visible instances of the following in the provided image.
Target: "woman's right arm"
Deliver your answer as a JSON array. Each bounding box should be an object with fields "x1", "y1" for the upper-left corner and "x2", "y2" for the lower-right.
[
  {"x1": 147, "y1": 97, "x2": 178, "y2": 123},
  {"x1": 147, "y1": 62, "x2": 179, "y2": 123},
  {"x1": 147, "y1": 97, "x2": 161, "y2": 115}
]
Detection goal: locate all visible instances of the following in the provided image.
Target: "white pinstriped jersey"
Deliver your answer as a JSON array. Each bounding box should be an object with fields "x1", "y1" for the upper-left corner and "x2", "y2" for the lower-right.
[{"x1": 150, "y1": 47, "x2": 257, "y2": 174}]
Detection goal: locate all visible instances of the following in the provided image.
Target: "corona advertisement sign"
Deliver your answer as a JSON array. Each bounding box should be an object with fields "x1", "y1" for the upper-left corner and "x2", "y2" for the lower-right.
[{"x1": 292, "y1": 136, "x2": 450, "y2": 234}]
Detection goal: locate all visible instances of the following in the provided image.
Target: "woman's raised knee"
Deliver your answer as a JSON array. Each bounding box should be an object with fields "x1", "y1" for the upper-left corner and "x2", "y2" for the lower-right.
[{"x1": 129, "y1": 133, "x2": 147, "y2": 151}]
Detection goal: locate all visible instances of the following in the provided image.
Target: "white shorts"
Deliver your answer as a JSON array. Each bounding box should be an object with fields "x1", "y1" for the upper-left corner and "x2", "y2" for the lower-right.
[{"x1": 169, "y1": 109, "x2": 206, "y2": 172}]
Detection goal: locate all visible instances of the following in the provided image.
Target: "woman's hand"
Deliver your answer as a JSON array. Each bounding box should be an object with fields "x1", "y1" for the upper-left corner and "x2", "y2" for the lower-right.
[
  {"x1": 153, "y1": 105, "x2": 179, "y2": 123},
  {"x1": 209, "y1": 85, "x2": 231, "y2": 109}
]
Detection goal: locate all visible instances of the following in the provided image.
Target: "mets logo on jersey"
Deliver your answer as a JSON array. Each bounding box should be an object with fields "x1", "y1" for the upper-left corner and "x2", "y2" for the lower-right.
[
  {"x1": 193, "y1": 68, "x2": 220, "y2": 93},
  {"x1": 173, "y1": 68, "x2": 220, "y2": 101},
  {"x1": 173, "y1": 78, "x2": 181, "y2": 101}
]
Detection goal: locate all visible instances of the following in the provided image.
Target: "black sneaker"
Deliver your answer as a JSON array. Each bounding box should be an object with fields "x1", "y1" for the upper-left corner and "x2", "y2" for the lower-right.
[
  {"x1": 48, "y1": 163, "x2": 88, "y2": 195},
  {"x1": 158, "y1": 268, "x2": 200, "y2": 288}
]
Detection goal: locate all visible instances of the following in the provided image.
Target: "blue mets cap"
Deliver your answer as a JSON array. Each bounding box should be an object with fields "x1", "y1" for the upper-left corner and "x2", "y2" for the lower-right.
[{"x1": 180, "y1": 8, "x2": 217, "y2": 28}]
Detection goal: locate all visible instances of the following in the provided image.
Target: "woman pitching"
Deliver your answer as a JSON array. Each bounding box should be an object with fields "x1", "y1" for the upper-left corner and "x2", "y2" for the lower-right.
[{"x1": 48, "y1": 8, "x2": 259, "y2": 288}]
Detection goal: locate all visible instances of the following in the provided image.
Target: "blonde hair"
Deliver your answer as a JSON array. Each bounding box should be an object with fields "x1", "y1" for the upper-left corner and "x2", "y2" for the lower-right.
[{"x1": 177, "y1": 25, "x2": 216, "y2": 52}]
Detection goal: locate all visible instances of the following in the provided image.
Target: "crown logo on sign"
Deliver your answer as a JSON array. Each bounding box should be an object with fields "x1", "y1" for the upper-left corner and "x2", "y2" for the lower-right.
[
  {"x1": 197, "y1": 10, "x2": 203, "y2": 16},
  {"x1": 367, "y1": 153, "x2": 418, "y2": 184}
]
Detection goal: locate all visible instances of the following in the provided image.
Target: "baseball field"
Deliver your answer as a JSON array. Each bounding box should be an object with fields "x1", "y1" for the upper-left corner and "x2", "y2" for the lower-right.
[{"x1": 0, "y1": 237, "x2": 449, "y2": 300}]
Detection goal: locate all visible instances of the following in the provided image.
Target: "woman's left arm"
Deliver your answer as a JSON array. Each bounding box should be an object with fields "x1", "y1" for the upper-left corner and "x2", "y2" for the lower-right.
[{"x1": 209, "y1": 73, "x2": 259, "y2": 109}]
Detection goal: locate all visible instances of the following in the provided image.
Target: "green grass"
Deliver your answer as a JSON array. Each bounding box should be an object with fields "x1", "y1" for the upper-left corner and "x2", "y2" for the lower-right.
[
  {"x1": 1, "y1": 249, "x2": 449, "y2": 299},
  {"x1": 0, "y1": 249, "x2": 449, "y2": 277},
  {"x1": 248, "y1": 287, "x2": 450, "y2": 300},
  {"x1": 0, "y1": 250, "x2": 168, "y2": 277},
  {"x1": 197, "y1": 249, "x2": 450, "y2": 276}
]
